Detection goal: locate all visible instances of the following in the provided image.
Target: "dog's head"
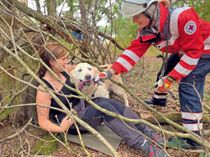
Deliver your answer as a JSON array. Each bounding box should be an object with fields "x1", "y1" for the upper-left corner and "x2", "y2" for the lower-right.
[{"x1": 70, "y1": 63, "x2": 98, "y2": 89}]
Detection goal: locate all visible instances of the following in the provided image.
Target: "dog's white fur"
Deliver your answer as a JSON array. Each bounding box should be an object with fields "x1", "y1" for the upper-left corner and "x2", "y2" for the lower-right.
[{"x1": 70, "y1": 63, "x2": 129, "y2": 107}]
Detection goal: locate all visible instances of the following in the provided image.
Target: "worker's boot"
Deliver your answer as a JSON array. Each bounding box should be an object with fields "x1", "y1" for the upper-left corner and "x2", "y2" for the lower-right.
[{"x1": 144, "y1": 92, "x2": 167, "y2": 107}]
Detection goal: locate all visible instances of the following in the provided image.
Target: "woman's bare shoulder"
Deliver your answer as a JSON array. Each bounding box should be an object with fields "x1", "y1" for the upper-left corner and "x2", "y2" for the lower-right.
[{"x1": 36, "y1": 85, "x2": 51, "y2": 100}]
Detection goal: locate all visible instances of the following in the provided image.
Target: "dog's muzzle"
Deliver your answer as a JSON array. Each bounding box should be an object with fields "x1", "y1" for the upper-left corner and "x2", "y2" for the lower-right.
[{"x1": 78, "y1": 74, "x2": 93, "y2": 90}]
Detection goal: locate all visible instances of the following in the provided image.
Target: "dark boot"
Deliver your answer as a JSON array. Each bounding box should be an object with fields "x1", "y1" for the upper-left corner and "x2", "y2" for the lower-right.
[
  {"x1": 184, "y1": 138, "x2": 202, "y2": 149},
  {"x1": 168, "y1": 137, "x2": 202, "y2": 150},
  {"x1": 145, "y1": 92, "x2": 167, "y2": 107}
]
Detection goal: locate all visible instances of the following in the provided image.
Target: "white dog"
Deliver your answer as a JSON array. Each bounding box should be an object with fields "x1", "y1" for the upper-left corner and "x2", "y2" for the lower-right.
[{"x1": 70, "y1": 63, "x2": 129, "y2": 107}]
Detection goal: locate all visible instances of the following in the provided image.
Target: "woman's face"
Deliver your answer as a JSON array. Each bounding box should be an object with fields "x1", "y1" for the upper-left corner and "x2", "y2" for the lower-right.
[
  {"x1": 133, "y1": 13, "x2": 150, "y2": 31},
  {"x1": 51, "y1": 53, "x2": 69, "y2": 73}
]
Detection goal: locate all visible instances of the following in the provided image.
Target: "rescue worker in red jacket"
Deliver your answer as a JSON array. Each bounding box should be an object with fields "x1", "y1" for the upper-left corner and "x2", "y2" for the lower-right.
[{"x1": 96, "y1": 0, "x2": 210, "y2": 148}]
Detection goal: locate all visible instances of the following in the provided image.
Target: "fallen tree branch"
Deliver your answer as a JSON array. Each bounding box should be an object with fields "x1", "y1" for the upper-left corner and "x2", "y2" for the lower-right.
[
  {"x1": 3, "y1": 0, "x2": 125, "y2": 52},
  {"x1": 146, "y1": 112, "x2": 210, "y2": 124},
  {"x1": 1, "y1": 1, "x2": 210, "y2": 153},
  {"x1": 1, "y1": 45, "x2": 120, "y2": 157},
  {"x1": 3, "y1": 41, "x2": 210, "y2": 152},
  {"x1": 3, "y1": 0, "x2": 74, "y2": 43},
  {"x1": 98, "y1": 32, "x2": 125, "y2": 51},
  {"x1": 95, "y1": 78, "x2": 210, "y2": 150}
]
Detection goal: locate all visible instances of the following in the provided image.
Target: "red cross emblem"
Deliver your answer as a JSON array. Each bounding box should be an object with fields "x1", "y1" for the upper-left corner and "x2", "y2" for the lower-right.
[
  {"x1": 184, "y1": 21, "x2": 197, "y2": 35},
  {"x1": 189, "y1": 25, "x2": 194, "y2": 31}
]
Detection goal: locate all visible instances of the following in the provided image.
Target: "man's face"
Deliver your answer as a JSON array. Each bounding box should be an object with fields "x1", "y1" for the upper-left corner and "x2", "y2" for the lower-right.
[{"x1": 133, "y1": 13, "x2": 150, "y2": 31}]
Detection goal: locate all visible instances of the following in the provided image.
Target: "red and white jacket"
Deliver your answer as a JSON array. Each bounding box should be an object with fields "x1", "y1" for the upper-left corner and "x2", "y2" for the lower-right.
[{"x1": 112, "y1": 3, "x2": 210, "y2": 81}]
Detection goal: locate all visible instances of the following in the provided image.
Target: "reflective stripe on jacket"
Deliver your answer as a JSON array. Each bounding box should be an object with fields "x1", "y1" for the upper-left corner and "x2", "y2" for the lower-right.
[{"x1": 112, "y1": 3, "x2": 210, "y2": 81}]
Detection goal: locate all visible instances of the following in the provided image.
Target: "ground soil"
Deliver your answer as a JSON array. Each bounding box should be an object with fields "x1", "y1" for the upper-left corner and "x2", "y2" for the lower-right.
[{"x1": 0, "y1": 55, "x2": 210, "y2": 157}]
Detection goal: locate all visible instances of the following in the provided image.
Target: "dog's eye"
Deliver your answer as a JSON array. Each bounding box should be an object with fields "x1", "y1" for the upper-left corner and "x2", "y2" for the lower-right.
[
  {"x1": 78, "y1": 69, "x2": 82, "y2": 72},
  {"x1": 88, "y1": 67, "x2": 92, "y2": 71}
]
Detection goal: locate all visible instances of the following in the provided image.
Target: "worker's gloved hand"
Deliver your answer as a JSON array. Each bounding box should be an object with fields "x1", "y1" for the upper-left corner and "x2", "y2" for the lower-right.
[
  {"x1": 156, "y1": 76, "x2": 176, "y2": 93},
  {"x1": 95, "y1": 70, "x2": 113, "y2": 83}
]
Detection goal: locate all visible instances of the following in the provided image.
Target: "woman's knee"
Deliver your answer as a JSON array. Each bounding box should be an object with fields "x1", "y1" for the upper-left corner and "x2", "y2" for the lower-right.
[
  {"x1": 93, "y1": 97, "x2": 125, "y2": 113},
  {"x1": 98, "y1": 101, "x2": 116, "y2": 112}
]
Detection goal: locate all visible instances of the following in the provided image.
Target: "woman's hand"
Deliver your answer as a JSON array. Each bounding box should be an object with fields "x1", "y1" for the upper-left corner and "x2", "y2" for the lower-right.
[{"x1": 60, "y1": 116, "x2": 74, "y2": 132}]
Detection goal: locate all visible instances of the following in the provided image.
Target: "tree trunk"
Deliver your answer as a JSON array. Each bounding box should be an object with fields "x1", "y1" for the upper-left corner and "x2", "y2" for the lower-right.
[
  {"x1": 79, "y1": 0, "x2": 88, "y2": 27},
  {"x1": 46, "y1": 0, "x2": 56, "y2": 16},
  {"x1": 0, "y1": 0, "x2": 28, "y2": 63},
  {"x1": 35, "y1": 0, "x2": 41, "y2": 13}
]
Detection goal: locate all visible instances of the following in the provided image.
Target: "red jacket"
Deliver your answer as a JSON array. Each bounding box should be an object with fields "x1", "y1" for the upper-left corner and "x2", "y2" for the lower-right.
[{"x1": 112, "y1": 4, "x2": 210, "y2": 81}]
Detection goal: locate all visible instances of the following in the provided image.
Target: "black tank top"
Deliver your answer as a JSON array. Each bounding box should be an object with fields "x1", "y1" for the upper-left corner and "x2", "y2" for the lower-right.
[{"x1": 42, "y1": 71, "x2": 80, "y2": 117}]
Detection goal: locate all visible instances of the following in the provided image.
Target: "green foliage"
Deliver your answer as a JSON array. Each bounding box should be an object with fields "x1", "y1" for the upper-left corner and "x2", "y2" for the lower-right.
[
  {"x1": 173, "y1": 0, "x2": 210, "y2": 21},
  {"x1": 98, "y1": 17, "x2": 138, "y2": 57},
  {"x1": 199, "y1": 152, "x2": 210, "y2": 157},
  {"x1": 31, "y1": 134, "x2": 59, "y2": 155},
  {"x1": 99, "y1": 17, "x2": 137, "y2": 47},
  {"x1": 198, "y1": 1, "x2": 210, "y2": 21},
  {"x1": 114, "y1": 17, "x2": 138, "y2": 47},
  {"x1": 146, "y1": 46, "x2": 162, "y2": 57},
  {"x1": 0, "y1": 108, "x2": 14, "y2": 122}
]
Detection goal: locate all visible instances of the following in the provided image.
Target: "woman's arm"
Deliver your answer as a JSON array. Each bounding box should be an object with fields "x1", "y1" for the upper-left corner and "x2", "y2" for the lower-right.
[{"x1": 36, "y1": 86, "x2": 74, "y2": 133}]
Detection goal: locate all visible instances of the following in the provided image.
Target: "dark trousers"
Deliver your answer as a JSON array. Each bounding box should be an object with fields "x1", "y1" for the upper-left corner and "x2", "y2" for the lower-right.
[
  {"x1": 152, "y1": 54, "x2": 180, "y2": 105},
  {"x1": 156, "y1": 54, "x2": 181, "y2": 82},
  {"x1": 179, "y1": 56, "x2": 210, "y2": 132},
  {"x1": 56, "y1": 97, "x2": 163, "y2": 149}
]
